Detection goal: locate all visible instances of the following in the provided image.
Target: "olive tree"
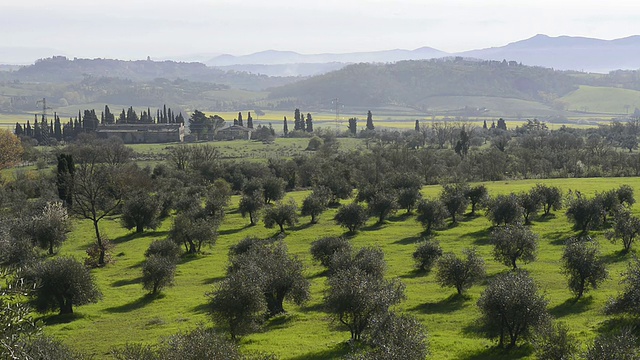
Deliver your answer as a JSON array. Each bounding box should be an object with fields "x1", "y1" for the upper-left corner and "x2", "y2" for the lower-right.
[
  {"x1": 354, "y1": 312, "x2": 429, "y2": 360},
  {"x1": 566, "y1": 195, "x2": 603, "y2": 234},
  {"x1": 263, "y1": 199, "x2": 299, "y2": 233},
  {"x1": 142, "y1": 255, "x2": 176, "y2": 295},
  {"x1": 310, "y1": 237, "x2": 352, "y2": 269},
  {"x1": 334, "y1": 203, "x2": 369, "y2": 233},
  {"x1": 532, "y1": 184, "x2": 563, "y2": 216},
  {"x1": 584, "y1": 328, "x2": 640, "y2": 360},
  {"x1": 27, "y1": 256, "x2": 102, "y2": 314},
  {"x1": 121, "y1": 192, "x2": 161, "y2": 233},
  {"x1": 490, "y1": 224, "x2": 538, "y2": 270},
  {"x1": 477, "y1": 270, "x2": 549, "y2": 348},
  {"x1": 229, "y1": 240, "x2": 310, "y2": 317},
  {"x1": 607, "y1": 210, "x2": 640, "y2": 253},
  {"x1": 561, "y1": 238, "x2": 608, "y2": 300},
  {"x1": 325, "y1": 267, "x2": 405, "y2": 341},
  {"x1": 440, "y1": 183, "x2": 469, "y2": 224},
  {"x1": 169, "y1": 212, "x2": 217, "y2": 254},
  {"x1": 239, "y1": 191, "x2": 263, "y2": 226},
  {"x1": 413, "y1": 239, "x2": 443, "y2": 273},
  {"x1": 517, "y1": 191, "x2": 542, "y2": 225},
  {"x1": 416, "y1": 199, "x2": 448, "y2": 235},
  {"x1": 465, "y1": 185, "x2": 489, "y2": 216},
  {"x1": 486, "y1": 194, "x2": 522, "y2": 226},
  {"x1": 366, "y1": 192, "x2": 398, "y2": 224},
  {"x1": 208, "y1": 264, "x2": 267, "y2": 340},
  {"x1": 436, "y1": 248, "x2": 485, "y2": 295},
  {"x1": 606, "y1": 257, "x2": 640, "y2": 316},
  {"x1": 29, "y1": 201, "x2": 71, "y2": 255},
  {"x1": 532, "y1": 322, "x2": 579, "y2": 360},
  {"x1": 301, "y1": 191, "x2": 328, "y2": 224}
]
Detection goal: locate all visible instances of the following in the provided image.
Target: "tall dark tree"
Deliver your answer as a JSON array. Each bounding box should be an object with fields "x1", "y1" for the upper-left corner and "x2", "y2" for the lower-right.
[
  {"x1": 415, "y1": 120, "x2": 420, "y2": 132},
  {"x1": 305, "y1": 113, "x2": 313, "y2": 132},
  {"x1": 497, "y1": 118, "x2": 507, "y2": 130},
  {"x1": 293, "y1": 108, "x2": 302, "y2": 131},
  {"x1": 53, "y1": 115, "x2": 62, "y2": 141},
  {"x1": 454, "y1": 127, "x2": 470, "y2": 158},
  {"x1": 237, "y1": 112, "x2": 243, "y2": 127},
  {"x1": 283, "y1": 116, "x2": 289, "y2": 136},
  {"x1": 247, "y1": 112, "x2": 253, "y2": 129},
  {"x1": 348, "y1": 117, "x2": 358, "y2": 136},
  {"x1": 56, "y1": 153, "x2": 75, "y2": 208},
  {"x1": 366, "y1": 110, "x2": 375, "y2": 131}
]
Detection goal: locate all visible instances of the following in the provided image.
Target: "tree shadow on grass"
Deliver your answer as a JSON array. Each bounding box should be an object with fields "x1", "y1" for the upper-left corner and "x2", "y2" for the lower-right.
[
  {"x1": 388, "y1": 213, "x2": 412, "y2": 222},
  {"x1": 536, "y1": 213, "x2": 557, "y2": 223},
  {"x1": 362, "y1": 223, "x2": 385, "y2": 232},
  {"x1": 410, "y1": 293, "x2": 469, "y2": 314},
  {"x1": 459, "y1": 228, "x2": 492, "y2": 245},
  {"x1": 548, "y1": 231, "x2": 571, "y2": 246},
  {"x1": 191, "y1": 302, "x2": 210, "y2": 315},
  {"x1": 602, "y1": 249, "x2": 630, "y2": 264},
  {"x1": 265, "y1": 314, "x2": 296, "y2": 330},
  {"x1": 219, "y1": 224, "x2": 252, "y2": 235},
  {"x1": 400, "y1": 269, "x2": 428, "y2": 279},
  {"x1": 103, "y1": 294, "x2": 160, "y2": 314},
  {"x1": 595, "y1": 316, "x2": 640, "y2": 335},
  {"x1": 290, "y1": 222, "x2": 314, "y2": 231},
  {"x1": 40, "y1": 313, "x2": 85, "y2": 326},
  {"x1": 288, "y1": 343, "x2": 350, "y2": 360},
  {"x1": 179, "y1": 254, "x2": 203, "y2": 265},
  {"x1": 459, "y1": 345, "x2": 532, "y2": 360},
  {"x1": 113, "y1": 230, "x2": 169, "y2": 244},
  {"x1": 112, "y1": 276, "x2": 142, "y2": 287},
  {"x1": 393, "y1": 236, "x2": 422, "y2": 245},
  {"x1": 202, "y1": 275, "x2": 225, "y2": 285},
  {"x1": 549, "y1": 296, "x2": 594, "y2": 318},
  {"x1": 304, "y1": 302, "x2": 325, "y2": 312},
  {"x1": 309, "y1": 269, "x2": 329, "y2": 279}
]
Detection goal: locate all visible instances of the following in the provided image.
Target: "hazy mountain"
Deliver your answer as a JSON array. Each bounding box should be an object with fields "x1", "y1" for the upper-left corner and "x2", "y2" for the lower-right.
[
  {"x1": 207, "y1": 47, "x2": 449, "y2": 66},
  {"x1": 460, "y1": 34, "x2": 640, "y2": 73},
  {"x1": 214, "y1": 62, "x2": 349, "y2": 77}
]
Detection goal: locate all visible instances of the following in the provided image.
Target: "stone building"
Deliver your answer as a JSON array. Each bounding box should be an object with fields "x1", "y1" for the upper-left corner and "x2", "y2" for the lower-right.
[
  {"x1": 95, "y1": 123, "x2": 184, "y2": 143},
  {"x1": 215, "y1": 125, "x2": 253, "y2": 140}
]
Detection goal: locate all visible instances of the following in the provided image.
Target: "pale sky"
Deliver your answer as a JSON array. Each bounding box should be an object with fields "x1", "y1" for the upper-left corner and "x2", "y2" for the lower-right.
[{"x1": 2, "y1": 0, "x2": 640, "y2": 60}]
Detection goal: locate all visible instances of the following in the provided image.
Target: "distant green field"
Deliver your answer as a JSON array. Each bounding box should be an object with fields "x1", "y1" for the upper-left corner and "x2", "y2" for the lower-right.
[
  {"x1": 561, "y1": 85, "x2": 640, "y2": 115},
  {"x1": 36, "y1": 176, "x2": 640, "y2": 359}
]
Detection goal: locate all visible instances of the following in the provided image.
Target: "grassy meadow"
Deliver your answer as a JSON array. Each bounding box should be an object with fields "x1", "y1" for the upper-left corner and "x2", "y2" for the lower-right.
[{"x1": 35, "y1": 176, "x2": 640, "y2": 359}]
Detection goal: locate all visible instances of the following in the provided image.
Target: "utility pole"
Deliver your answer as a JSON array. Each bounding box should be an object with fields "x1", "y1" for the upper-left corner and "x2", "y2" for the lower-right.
[
  {"x1": 36, "y1": 98, "x2": 52, "y2": 121},
  {"x1": 332, "y1": 98, "x2": 343, "y2": 130}
]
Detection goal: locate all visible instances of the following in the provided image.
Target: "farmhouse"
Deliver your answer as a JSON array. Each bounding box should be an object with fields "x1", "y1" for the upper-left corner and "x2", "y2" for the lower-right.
[
  {"x1": 215, "y1": 124, "x2": 253, "y2": 140},
  {"x1": 95, "y1": 123, "x2": 184, "y2": 143}
]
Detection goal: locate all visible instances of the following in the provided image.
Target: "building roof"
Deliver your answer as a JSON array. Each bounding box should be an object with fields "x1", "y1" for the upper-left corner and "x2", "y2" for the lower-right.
[{"x1": 218, "y1": 125, "x2": 253, "y2": 133}]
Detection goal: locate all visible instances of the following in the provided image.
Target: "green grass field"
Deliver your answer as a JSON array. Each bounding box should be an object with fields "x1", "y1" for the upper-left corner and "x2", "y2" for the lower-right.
[
  {"x1": 561, "y1": 85, "x2": 640, "y2": 115},
  {"x1": 36, "y1": 176, "x2": 640, "y2": 359}
]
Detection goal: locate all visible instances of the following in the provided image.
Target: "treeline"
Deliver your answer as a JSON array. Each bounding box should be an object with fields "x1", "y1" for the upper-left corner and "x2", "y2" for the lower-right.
[{"x1": 14, "y1": 104, "x2": 184, "y2": 144}]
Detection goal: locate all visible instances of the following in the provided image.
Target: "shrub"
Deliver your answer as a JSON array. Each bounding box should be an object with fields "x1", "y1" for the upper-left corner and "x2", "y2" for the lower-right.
[{"x1": 413, "y1": 240, "x2": 443, "y2": 273}]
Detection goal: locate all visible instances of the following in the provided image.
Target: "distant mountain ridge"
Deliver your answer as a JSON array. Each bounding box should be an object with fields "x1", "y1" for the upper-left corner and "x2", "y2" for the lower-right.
[
  {"x1": 205, "y1": 34, "x2": 640, "y2": 75},
  {"x1": 206, "y1": 47, "x2": 449, "y2": 66},
  {"x1": 460, "y1": 34, "x2": 640, "y2": 72}
]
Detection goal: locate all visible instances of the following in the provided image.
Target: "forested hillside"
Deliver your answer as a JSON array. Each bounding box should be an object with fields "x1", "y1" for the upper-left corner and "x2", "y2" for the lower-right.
[{"x1": 268, "y1": 59, "x2": 580, "y2": 108}]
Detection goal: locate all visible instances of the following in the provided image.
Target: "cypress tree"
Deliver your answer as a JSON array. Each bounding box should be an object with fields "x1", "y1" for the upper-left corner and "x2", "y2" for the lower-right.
[
  {"x1": 54, "y1": 115, "x2": 62, "y2": 141},
  {"x1": 163, "y1": 104, "x2": 167, "y2": 123},
  {"x1": 14, "y1": 122, "x2": 23, "y2": 136},
  {"x1": 283, "y1": 116, "x2": 288, "y2": 136},
  {"x1": 26, "y1": 120, "x2": 33, "y2": 137},
  {"x1": 238, "y1": 112, "x2": 243, "y2": 127},
  {"x1": 366, "y1": 110, "x2": 375, "y2": 130},
  {"x1": 294, "y1": 109, "x2": 302, "y2": 131},
  {"x1": 306, "y1": 113, "x2": 313, "y2": 132},
  {"x1": 247, "y1": 112, "x2": 253, "y2": 129},
  {"x1": 415, "y1": 120, "x2": 420, "y2": 132}
]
